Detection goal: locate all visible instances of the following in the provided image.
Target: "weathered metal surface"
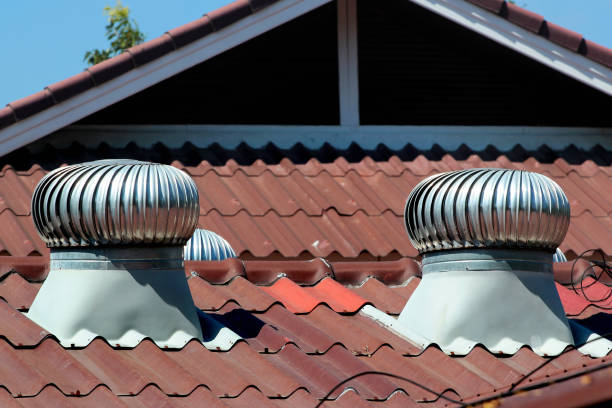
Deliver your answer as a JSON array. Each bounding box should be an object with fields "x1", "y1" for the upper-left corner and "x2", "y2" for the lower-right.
[
  {"x1": 184, "y1": 228, "x2": 236, "y2": 261},
  {"x1": 31, "y1": 160, "x2": 199, "y2": 247},
  {"x1": 0, "y1": 260, "x2": 610, "y2": 404},
  {"x1": 404, "y1": 168, "x2": 571, "y2": 254},
  {"x1": 0, "y1": 300, "x2": 48, "y2": 346},
  {"x1": 8, "y1": 258, "x2": 610, "y2": 318}
]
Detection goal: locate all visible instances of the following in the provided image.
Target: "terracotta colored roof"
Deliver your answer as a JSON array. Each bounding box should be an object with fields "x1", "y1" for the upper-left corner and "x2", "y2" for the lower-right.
[
  {"x1": 3, "y1": 145, "x2": 612, "y2": 259},
  {"x1": 0, "y1": 256, "x2": 609, "y2": 406},
  {"x1": 1, "y1": 0, "x2": 611, "y2": 133}
]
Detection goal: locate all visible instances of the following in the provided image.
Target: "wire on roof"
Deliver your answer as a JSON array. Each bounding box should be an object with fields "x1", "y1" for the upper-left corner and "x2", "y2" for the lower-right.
[
  {"x1": 571, "y1": 249, "x2": 612, "y2": 308},
  {"x1": 315, "y1": 332, "x2": 612, "y2": 406}
]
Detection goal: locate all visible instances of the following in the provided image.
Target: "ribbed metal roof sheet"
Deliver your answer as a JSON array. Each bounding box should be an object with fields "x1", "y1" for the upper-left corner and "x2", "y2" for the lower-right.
[
  {"x1": 3, "y1": 145, "x2": 612, "y2": 258},
  {"x1": 0, "y1": 257, "x2": 610, "y2": 405}
]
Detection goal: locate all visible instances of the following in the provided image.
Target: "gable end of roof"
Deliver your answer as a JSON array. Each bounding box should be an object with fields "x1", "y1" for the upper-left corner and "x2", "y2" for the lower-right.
[
  {"x1": 1, "y1": 0, "x2": 612, "y2": 156},
  {"x1": 466, "y1": 0, "x2": 612, "y2": 68}
]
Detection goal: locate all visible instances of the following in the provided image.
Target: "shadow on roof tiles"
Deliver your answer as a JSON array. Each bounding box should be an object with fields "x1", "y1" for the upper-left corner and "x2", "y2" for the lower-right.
[{"x1": 4, "y1": 141, "x2": 612, "y2": 171}]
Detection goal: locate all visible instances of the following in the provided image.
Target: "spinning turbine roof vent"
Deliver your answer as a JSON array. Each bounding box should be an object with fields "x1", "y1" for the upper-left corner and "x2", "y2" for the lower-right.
[
  {"x1": 400, "y1": 168, "x2": 575, "y2": 355},
  {"x1": 184, "y1": 228, "x2": 237, "y2": 261},
  {"x1": 28, "y1": 159, "x2": 203, "y2": 347}
]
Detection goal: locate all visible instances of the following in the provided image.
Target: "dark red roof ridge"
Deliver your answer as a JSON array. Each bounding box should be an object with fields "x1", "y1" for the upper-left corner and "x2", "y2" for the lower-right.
[
  {"x1": 187, "y1": 257, "x2": 421, "y2": 286},
  {"x1": 4, "y1": 255, "x2": 609, "y2": 289},
  {"x1": 468, "y1": 0, "x2": 612, "y2": 67},
  {"x1": 1, "y1": 0, "x2": 611, "y2": 133}
]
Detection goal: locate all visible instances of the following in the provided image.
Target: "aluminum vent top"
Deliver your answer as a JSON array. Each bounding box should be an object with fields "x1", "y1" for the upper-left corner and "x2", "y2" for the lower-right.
[
  {"x1": 404, "y1": 168, "x2": 570, "y2": 254},
  {"x1": 184, "y1": 228, "x2": 237, "y2": 261},
  {"x1": 31, "y1": 160, "x2": 200, "y2": 247}
]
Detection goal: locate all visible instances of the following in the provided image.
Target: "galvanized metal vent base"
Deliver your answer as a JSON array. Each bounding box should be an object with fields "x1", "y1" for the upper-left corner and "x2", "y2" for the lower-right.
[
  {"x1": 28, "y1": 247, "x2": 204, "y2": 348},
  {"x1": 396, "y1": 250, "x2": 575, "y2": 356}
]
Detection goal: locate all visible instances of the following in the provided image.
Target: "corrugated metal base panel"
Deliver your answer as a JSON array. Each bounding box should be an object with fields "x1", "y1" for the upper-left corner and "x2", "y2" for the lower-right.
[
  {"x1": 4, "y1": 144, "x2": 612, "y2": 257},
  {"x1": 0, "y1": 258, "x2": 611, "y2": 406}
]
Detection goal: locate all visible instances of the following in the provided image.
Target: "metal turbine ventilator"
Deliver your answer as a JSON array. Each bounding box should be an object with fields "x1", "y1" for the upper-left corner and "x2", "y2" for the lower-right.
[
  {"x1": 184, "y1": 228, "x2": 237, "y2": 261},
  {"x1": 28, "y1": 160, "x2": 204, "y2": 348},
  {"x1": 399, "y1": 168, "x2": 575, "y2": 355}
]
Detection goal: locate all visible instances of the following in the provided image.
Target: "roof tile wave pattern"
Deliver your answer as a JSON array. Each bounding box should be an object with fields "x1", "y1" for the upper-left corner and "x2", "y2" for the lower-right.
[
  {"x1": 3, "y1": 150, "x2": 612, "y2": 258},
  {"x1": 0, "y1": 258, "x2": 610, "y2": 406}
]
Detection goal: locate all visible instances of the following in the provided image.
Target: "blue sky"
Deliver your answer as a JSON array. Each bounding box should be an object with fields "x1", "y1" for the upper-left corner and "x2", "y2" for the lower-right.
[{"x1": 1, "y1": 0, "x2": 610, "y2": 105}]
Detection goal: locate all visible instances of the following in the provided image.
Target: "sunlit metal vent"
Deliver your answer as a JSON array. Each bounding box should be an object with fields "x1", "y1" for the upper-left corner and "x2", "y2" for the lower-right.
[
  {"x1": 390, "y1": 168, "x2": 588, "y2": 356},
  {"x1": 553, "y1": 248, "x2": 568, "y2": 263},
  {"x1": 184, "y1": 229, "x2": 237, "y2": 261},
  {"x1": 404, "y1": 168, "x2": 570, "y2": 254},
  {"x1": 28, "y1": 159, "x2": 205, "y2": 348},
  {"x1": 32, "y1": 160, "x2": 199, "y2": 247}
]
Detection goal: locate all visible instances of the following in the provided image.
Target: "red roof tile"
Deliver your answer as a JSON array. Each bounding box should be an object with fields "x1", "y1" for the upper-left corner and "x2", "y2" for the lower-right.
[
  {"x1": 3, "y1": 148, "x2": 612, "y2": 259},
  {"x1": 0, "y1": 257, "x2": 610, "y2": 406},
  {"x1": 0, "y1": 107, "x2": 16, "y2": 128},
  {"x1": 0, "y1": 300, "x2": 49, "y2": 346},
  {"x1": 483, "y1": 365, "x2": 612, "y2": 408},
  {"x1": 127, "y1": 34, "x2": 176, "y2": 66},
  {"x1": 0, "y1": 273, "x2": 39, "y2": 310},
  {"x1": 44, "y1": 71, "x2": 96, "y2": 104}
]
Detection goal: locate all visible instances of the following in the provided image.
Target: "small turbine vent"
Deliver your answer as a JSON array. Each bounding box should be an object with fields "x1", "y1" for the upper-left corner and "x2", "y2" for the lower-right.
[{"x1": 184, "y1": 229, "x2": 237, "y2": 261}]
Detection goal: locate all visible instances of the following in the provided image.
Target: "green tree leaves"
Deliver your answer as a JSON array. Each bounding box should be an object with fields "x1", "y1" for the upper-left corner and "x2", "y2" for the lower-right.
[{"x1": 84, "y1": 1, "x2": 145, "y2": 66}]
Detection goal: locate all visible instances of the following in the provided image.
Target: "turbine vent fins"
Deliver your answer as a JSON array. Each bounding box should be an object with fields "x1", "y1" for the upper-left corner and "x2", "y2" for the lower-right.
[
  {"x1": 404, "y1": 168, "x2": 570, "y2": 254},
  {"x1": 31, "y1": 160, "x2": 199, "y2": 247}
]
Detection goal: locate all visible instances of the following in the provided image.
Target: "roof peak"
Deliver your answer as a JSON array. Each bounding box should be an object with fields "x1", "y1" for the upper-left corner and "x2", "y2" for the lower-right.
[{"x1": 0, "y1": 0, "x2": 611, "y2": 155}]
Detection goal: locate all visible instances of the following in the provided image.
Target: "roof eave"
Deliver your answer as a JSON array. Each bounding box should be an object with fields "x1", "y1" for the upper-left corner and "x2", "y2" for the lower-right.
[
  {"x1": 0, "y1": 0, "x2": 332, "y2": 158},
  {"x1": 1, "y1": 0, "x2": 612, "y2": 158},
  {"x1": 411, "y1": 0, "x2": 612, "y2": 94}
]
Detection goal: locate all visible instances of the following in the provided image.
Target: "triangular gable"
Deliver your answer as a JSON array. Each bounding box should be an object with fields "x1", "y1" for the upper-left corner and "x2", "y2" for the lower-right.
[{"x1": 0, "y1": 0, "x2": 611, "y2": 156}]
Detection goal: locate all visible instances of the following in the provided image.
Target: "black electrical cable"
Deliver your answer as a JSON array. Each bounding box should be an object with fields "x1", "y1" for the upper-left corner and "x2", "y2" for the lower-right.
[
  {"x1": 315, "y1": 252, "x2": 612, "y2": 407},
  {"x1": 507, "y1": 331, "x2": 612, "y2": 392},
  {"x1": 313, "y1": 370, "x2": 466, "y2": 408},
  {"x1": 571, "y1": 249, "x2": 612, "y2": 308},
  {"x1": 315, "y1": 333, "x2": 612, "y2": 407}
]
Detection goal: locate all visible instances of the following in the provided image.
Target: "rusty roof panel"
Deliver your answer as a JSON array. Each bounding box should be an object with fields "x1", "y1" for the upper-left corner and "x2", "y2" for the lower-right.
[
  {"x1": 352, "y1": 278, "x2": 419, "y2": 315},
  {"x1": 14, "y1": 339, "x2": 102, "y2": 397},
  {"x1": 0, "y1": 300, "x2": 48, "y2": 346},
  {"x1": 489, "y1": 365, "x2": 612, "y2": 408},
  {"x1": 0, "y1": 273, "x2": 39, "y2": 310},
  {"x1": 0, "y1": 212, "x2": 48, "y2": 257},
  {"x1": 0, "y1": 258, "x2": 610, "y2": 405}
]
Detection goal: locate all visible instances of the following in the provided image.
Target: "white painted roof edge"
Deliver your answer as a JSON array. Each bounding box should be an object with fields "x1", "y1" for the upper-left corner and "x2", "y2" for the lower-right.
[
  {"x1": 0, "y1": 0, "x2": 332, "y2": 158},
  {"x1": 41, "y1": 124, "x2": 612, "y2": 152},
  {"x1": 361, "y1": 305, "x2": 612, "y2": 357},
  {"x1": 410, "y1": 0, "x2": 612, "y2": 95}
]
